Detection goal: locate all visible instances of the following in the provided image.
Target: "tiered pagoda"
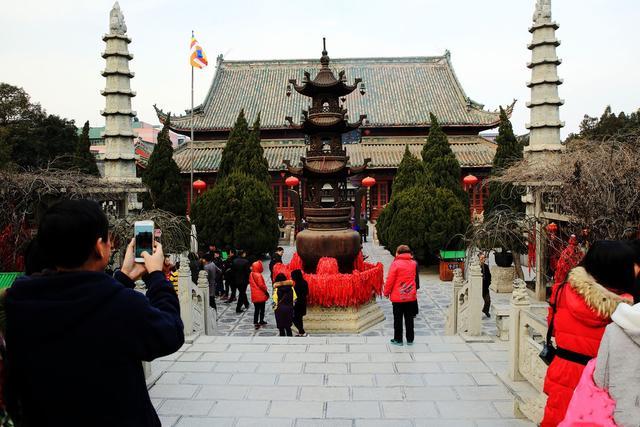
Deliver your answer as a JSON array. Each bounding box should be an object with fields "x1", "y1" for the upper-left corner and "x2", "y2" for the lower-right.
[{"x1": 282, "y1": 39, "x2": 369, "y2": 273}]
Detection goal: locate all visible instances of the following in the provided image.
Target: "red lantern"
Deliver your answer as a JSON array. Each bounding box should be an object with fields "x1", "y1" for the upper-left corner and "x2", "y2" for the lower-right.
[
  {"x1": 463, "y1": 174, "x2": 479, "y2": 190},
  {"x1": 363, "y1": 129, "x2": 371, "y2": 136},
  {"x1": 285, "y1": 176, "x2": 300, "y2": 187},
  {"x1": 362, "y1": 176, "x2": 376, "y2": 188},
  {"x1": 546, "y1": 222, "x2": 558, "y2": 234},
  {"x1": 193, "y1": 179, "x2": 207, "y2": 193}
]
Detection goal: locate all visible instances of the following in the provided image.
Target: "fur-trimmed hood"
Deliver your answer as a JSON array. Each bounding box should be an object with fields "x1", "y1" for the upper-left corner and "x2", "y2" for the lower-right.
[
  {"x1": 567, "y1": 266, "x2": 633, "y2": 318},
  {"x1": 274, "y1": 279, "x2": 294, "y2": 288}
]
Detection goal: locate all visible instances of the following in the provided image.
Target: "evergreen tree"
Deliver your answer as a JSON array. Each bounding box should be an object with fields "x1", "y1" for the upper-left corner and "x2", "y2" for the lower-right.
[
  {"x1": 421, "y1": 113, "x2": 466, "y2": 203},
  {"x1": 484, "y1": 107, "x2": 524, "y2": 214},
  {"x1": 392, "y1": 146, "x2": 427, "y2": 194},
  {"x1": 141, "y1": 118, "x2": 186, "y2": 215},
  {"x1": 237, "y1": 113, "x2": 270, "y2": 182},
  {"x1": 191, "y1": 171, "x2": 279, "y2": 256},
  {"x1": 218, "y1": 109, "x2": 250, "y2": 178},
  {"x1": 74, "y1": 121, "x2": 99, "y2": 176}
]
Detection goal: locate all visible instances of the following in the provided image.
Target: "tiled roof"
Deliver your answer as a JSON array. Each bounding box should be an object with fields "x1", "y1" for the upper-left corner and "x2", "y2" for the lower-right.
[
  {"x1": 157, "y1": 54, "x2": 510, "y2": 131},
  {"x1": 172, "y1": 136, "x2": 496, "y2": 173}
]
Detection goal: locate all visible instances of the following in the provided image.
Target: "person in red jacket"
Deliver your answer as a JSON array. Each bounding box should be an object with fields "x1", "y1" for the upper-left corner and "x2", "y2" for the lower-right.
[
  {"x1": 541, "y1": 240, "x2": 636, "y2": 427},
  {"x1": 383, "y1": 245, "x2": 418, "y2": 346},
  {"x1": 249, "y1": 261, "x2": 269, "y2": 329}
]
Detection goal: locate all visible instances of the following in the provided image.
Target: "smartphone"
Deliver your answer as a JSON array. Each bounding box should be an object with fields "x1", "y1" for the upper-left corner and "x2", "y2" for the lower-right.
[{"x1": 134, "y1": 220, "x2": 154, "y2": 263}]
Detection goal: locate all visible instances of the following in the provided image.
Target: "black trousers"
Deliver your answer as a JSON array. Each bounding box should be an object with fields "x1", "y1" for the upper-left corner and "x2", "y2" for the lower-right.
[
  {"x1": 392, "y1": 302, "x2": 415, "y2": 343},
  {"x1": 253, "y1": 302, "x2": 265, "y2": 324},
  {"x1": 293, "y1": 310, "x2": 305, "y2": 334},
  {"x1": 482, "y1": 290, "x2": 491, "y2": 314},
  {"x1": 279, "y1": 327, "x2": 293, "y2": 336},
  {"x1": 236, "y1": 284, "x2": 249, "y2": 311},
  {"x1": 209, "y1": 296, "x2": 216, "y2": 310}
]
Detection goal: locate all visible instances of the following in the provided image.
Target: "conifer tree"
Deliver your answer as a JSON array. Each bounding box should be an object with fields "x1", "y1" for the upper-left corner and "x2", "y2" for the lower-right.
[
  {"x1": 218, "y1": 109, "x2": 249, "y2": 178},
  {"x1": 421, "y1": 113, "x2": 466, "y2": 203},
  {"x1": 238, "y1": 113, "x2": 270, "y2": 182},
  {"x1": 484, "y1": 107, "x2": 523, "y2": 214},
  {"x1": 141, "y1": 118, "x2": 186, "y2": 215},
  {"x1": 391, "y1": 146, "x2": 427, "y2": 194},
  {"x1": 74, "y1": 121, "x2": 99, "y2": 176}
]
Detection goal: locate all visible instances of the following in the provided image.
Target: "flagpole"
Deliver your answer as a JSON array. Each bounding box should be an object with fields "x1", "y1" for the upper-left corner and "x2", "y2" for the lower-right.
[{"x1": 190, "y1": 35, "x2": 195, "y2": 212}]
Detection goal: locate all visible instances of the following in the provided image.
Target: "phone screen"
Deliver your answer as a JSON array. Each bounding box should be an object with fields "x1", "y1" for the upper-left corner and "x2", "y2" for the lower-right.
[{"x1": 135, "y1": 223, "x2": 154, "y2": 259}]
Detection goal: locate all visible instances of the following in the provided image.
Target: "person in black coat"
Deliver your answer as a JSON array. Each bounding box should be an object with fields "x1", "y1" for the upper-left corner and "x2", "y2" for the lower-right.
[
  {"x1": 269, "y1": 247, "x2": 284, "y2": 281},
  {"x1": 4, "y1": 200, "x2": 184, "y2": 427},
  {"x1": 232, "y1": 250, "x2": 251, "y2": 313},
  {"x1": 223, "y1": 249, "x2": 236, "y2": 303},
  {"x1": 291, "y1": 269, "x2": 309, "y2": 336},
  {"x1": 480, "y1": 252, "x2": 492, "y2": 317},
  {"x1": 273, "y1": 273, "x2": 296, "y2": 336}
]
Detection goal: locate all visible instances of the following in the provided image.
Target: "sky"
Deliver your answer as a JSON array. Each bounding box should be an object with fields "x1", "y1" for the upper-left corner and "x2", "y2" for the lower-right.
[{"x1": 1, "y1": 0, "x2": 639, "y2": 138}]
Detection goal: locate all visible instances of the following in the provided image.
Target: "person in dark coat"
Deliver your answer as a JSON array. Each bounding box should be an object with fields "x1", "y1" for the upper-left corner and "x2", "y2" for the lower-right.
[
  {"x1": 273, "y1": 273, "x2": 296, "y2": 336},
  {"x1": 480, "y1": 252, "x2": 492, "y2": 318},
  {"x1": 291, "y1": 269, "x2": 309, "y2": 336},
  {"x1": 269, "y1": 247, "x2": 284, "y2": 281},
  {"x1": 223, "y1": 248, "x2": 236, "y2": 303},
  {"x1": 232, "y1": 250, "x2": 251, "y2": 313},
  {"x1": 4, "y1": 200, "x2": 184, "y2": 427}
]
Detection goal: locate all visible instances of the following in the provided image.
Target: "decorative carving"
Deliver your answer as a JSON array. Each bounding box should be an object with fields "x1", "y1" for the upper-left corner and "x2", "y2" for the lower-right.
[
  {"x1": 512, "y1": 278, "x2": 531, "y2": 305},
  {"x1": 533, "y1": 0, "x2": 552, "y2": 24},
  {"x1": 109, "y1": 2, "x2": 127, "y2": 35},
  {"x1": 192, "y1": 289, "x2": 204, "y2": 334}
]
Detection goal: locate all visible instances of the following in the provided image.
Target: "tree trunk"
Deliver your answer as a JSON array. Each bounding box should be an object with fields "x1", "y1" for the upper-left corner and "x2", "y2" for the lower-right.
[{"x1": 513, "y1": 251, "x2": 524, "y2": 280}]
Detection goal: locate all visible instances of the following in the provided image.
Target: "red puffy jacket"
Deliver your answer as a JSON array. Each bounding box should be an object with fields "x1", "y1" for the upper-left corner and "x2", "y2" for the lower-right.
[
  {"x1": 383, "y1": 253, "x2": 417, "y2": 303},
  {"x1": 249, "y1": 261, "x2": 269, "y2": 304},
  {"x1": 541, "y1": 266, "x2": 632, "y2": 427}
]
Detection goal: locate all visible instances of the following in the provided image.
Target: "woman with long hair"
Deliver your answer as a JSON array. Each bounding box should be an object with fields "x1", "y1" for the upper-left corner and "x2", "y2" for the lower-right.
[{"x1": 541, "y1": 240, "x2": 636, "y2": 426}]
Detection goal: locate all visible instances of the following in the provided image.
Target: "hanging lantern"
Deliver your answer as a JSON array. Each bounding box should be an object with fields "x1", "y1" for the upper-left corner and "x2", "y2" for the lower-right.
[
  {"x1": 363, "y1": 129, "x2": 371, "y2": 136},
  {"x1": 463, "y1": 174, "x2": 479, "y2": 190},
  {"x1": 193, "y1": 179, "x2": 207, "y2": 194},
  {"x1": 285, "y1": 176, "x2": 300, "y2": 188},
  {"x1": 546, "y1": 222, "x2": 558, "y2": 234},
  {"x1": 362, "y1": 176, "x2": 376, "y2": 188}
]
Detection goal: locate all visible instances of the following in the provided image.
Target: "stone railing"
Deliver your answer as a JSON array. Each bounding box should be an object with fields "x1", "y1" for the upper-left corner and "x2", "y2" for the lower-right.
[
  {"x1": 507, "y1": 278, "x2": 549, "y2": 424},
  {"x1": 445, "y1": 260, "x2": 483, "y2": 337},
  {"x1": 177, "y1": 254, "x2": 216, "y2": 341}
]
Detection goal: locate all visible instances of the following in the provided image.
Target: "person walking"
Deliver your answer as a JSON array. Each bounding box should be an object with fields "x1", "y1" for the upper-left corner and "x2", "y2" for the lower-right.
[
  {"x1": 291, "y1": 269, "x2": 309, "y2": 337},
  {"x1": 203, "y1": 253, "x2": 221, "y2": 309},
  {"x1": 249, "y1": 261, "x2": 269, "y2": 329},
  {"x1": 479, "y1": 252, "x2": 492, "y2": 318},
  {"x1": 269, "y1": 247, "x2": 284, "y2": 281},
  {"x1": 3, "y1": 200, "x2": 184, "y2": 426},
  {"x1": 383, "y1": 245, "x2": 418, "y2": 346},
  {"x1": 223, "y1": 249, "x2": 236, "y2": 303},
  {"x1": 541, "y1": 240, "x2": 636, "y2": 427},
  {"x1": 232, "y1": 250, "x2": 251, "y2": 313},
  {"x1": 212, "y1": 251, "x2": 225, "y2": 296},
  {"x1": 273, "y1": 273, "x2": 296, "y2": 337}
]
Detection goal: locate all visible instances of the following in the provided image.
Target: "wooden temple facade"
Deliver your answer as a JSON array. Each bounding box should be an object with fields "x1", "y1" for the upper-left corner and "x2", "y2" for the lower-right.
[{"x1": 155, "y1": 53, "x2": 512, "y2": 220}]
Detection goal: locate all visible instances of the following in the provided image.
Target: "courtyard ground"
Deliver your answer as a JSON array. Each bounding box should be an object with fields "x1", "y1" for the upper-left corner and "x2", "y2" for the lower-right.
[{"x1": 149, "y1": 240, "x2": 532, "y2": 426}]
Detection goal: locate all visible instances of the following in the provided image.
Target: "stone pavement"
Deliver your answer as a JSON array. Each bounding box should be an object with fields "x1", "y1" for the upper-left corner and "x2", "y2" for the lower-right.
[{"x1": 150, "y1": 241, "x2": 531, "y2": 426}]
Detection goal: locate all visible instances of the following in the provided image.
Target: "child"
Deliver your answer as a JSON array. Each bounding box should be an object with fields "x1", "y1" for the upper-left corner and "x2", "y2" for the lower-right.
[
  {"x1": 273, "y1": 273, "x2": 296, "y2": 337},
  {"x1": 249, "y1": 261, "x2": 269, "y2": 329}
]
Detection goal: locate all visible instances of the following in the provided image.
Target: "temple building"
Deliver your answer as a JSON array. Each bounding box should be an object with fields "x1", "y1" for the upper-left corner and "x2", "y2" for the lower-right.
[{"x1": 155, "y1": 50, "x2": 513, "y2": 220}]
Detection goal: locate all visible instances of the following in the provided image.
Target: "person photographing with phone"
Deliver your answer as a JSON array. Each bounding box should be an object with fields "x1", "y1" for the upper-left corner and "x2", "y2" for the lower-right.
[{"x1": 4, "y1": 200, "x2": 184, "y2": 426}]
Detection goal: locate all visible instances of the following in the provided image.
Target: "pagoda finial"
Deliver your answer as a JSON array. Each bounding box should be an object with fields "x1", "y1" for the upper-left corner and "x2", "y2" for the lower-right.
[
  {"x1": 109, "y1": 1, "x2": 127, "y2": 35},
  {"x1": 533, "y1": 0, "x2": 552, "y2": 24},
  {"x1": 320, "y1": 37, "x2": 330, "y2": 68}
]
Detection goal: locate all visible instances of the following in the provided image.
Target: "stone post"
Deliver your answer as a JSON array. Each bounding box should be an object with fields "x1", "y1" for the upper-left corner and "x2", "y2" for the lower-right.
[
  {"x1": 467, "y1": 260, "x2": 483, "y2": 336},
  {"x1": 509, "y1": 278, "x2": 531, "y2": 381},
  {"x1": 177, "y1": 254, "x2": 193, "y2": 337},
  {"x1": 445, "y1": 268, "x2": 464, "y2": 335},
  {"x1": 197, "y1": 269, "x2": 216, "y2": 335}
]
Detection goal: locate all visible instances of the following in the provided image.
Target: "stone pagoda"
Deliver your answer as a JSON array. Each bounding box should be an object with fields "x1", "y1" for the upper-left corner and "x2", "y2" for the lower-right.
[
  {"x1": 101, "y1": 2, "x2": 139, "y2": 184},
  {"x1": 99, "y1": 2, "x2": 143, "y2": 214},
  {"x1": 525, "y1": 0, "x2": 564, "y2": 156},
  {"x1": 284, "y1": 38, "x2": 369, "y2": 273}
]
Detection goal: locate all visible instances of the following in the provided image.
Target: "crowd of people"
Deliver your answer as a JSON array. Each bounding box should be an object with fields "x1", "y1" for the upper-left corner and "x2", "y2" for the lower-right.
[{"x1": 189, "y1": 245, "x2": 309, "y2": 336}]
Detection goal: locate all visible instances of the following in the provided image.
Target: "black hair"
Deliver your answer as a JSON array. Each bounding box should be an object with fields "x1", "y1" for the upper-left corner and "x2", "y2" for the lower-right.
[
  {"x1": 276, "y1": 247, "x2": 284, "y2": 252},
  {"x1": 204, "y1": 253, "x2": 213, "y2": 262},
  {"x1": 24, "y1": 237, "x2": 49, "y2": 275},
  {"x1": 291, "y1": 269, "x2": 304, "y2": 282},
  {"x1": 37, "y1": 199, "x2": 109, "y2": 269},
  {"x1": 274, "y1": 273, "x2": 287, "y2": 282},
  {"x1": 626, "y1": 239, "x2": 640, "y2": 265},
  {"x1": 582, "y1": 240, "x2": 636, "y2": 300}
]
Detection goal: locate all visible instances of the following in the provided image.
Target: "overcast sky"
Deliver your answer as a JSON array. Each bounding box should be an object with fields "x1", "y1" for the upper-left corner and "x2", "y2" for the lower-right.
[{"x1": 1, "y1": 0, "x2": 639, "y2": 138}]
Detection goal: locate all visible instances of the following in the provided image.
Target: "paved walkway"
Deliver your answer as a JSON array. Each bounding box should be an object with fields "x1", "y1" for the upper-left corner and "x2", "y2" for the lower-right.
[{"x1": 150, "y1": 241, "x2": 532, "y2": 426}]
